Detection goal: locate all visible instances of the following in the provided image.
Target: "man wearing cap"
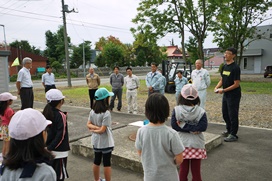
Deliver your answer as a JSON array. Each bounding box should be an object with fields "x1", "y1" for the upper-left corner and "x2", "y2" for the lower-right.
[
  {"x1": 42, "y1": 65, "x2": 56, "y2": 93},
  {"x1": 174, "y1": 70, "x2": 188, "y2": 104},
  {"x1": 109, "y1": 66, "x2": 124, "y2": 111},
  {"x1": 16, "y1": 57, "x2": 34, "y2": 110},
  {"x1": 86, "y1": 67, "x2": 100, "y2": 109},
  {"x1": 191, "y1": 59, "x2": 211, "y2": 109},
  {"x1": 124, "y1": 67, "x2": 140, "y2": 114},
  {"x1": 145, "y1": 62, "x2": 162, "y2": 96}
]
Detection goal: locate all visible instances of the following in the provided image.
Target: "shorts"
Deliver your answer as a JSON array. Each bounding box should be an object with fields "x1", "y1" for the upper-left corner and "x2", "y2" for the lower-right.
[{"x1": 1, "y1": 125, "x2": 10, "y2": 141}]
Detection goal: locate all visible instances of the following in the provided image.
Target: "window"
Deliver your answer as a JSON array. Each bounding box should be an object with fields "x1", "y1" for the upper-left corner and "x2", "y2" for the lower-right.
[{"x1": 243, "y1": 58, "x2": 247, "y2": 69}]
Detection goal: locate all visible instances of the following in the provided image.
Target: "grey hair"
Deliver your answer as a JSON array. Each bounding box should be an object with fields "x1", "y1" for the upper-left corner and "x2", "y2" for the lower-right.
[
  {"x1": 196, "y1": 59, "x2": 203, "y2": 64},
  {"x1": 22, "y1": 57, "x2": 32, "y2": 65}
]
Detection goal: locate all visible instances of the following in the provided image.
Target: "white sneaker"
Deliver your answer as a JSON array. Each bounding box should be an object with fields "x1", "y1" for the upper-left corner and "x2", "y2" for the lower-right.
[{"x1": 133, "y1": 111, "x2": 137, "y2": 114}]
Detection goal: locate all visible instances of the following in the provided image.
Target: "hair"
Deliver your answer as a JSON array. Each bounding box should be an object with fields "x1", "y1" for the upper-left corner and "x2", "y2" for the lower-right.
[
  {"x1": 151, "y1": 62, "x2": 157, "y2": 67},
  {"x1": 177, "y1": 94, "x2": 200, "y2": 106},
  {"x1": 42, "y1": 100, "x2": 62, "y2": 121},
  {"x1": 3, "y1": 131, "x2": 54, "y2": 170},
  {"x1": 0, "y1": 101, "x2": 9, "y2": 116},
  {"x1": 196, "y1": 59, "x2": 203, "y2": 64},
  {"x1": 126, "y1": 67, "x2": 132, "y2": 71},
  {"x1": 113, "y1": 66, "x2": 119, "y2": 70},
  {"x1": 93, "y1": 97, "x2": 110, "y2": 114},
  {"x1": 22, "y1": 57, "x2": 32, "y2": 65},
  {"x1": 145, "y1": 93, "x2": 169, "y2": 124},
  {"x1": 46, "y1": 65, "x2": 52, "y2": 69},
  {"x1": 226, "y1": 47, "x2": 237, "y2": 55}
]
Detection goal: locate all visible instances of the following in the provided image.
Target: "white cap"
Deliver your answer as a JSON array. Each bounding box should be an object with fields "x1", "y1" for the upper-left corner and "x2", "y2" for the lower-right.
[
  {"x1": 0, "y1": 92, "x2": 17, "y2": 101},
  {"x1": 9, "y1": 108, "x2": 52, "y2": 140},
  {"x1": 181, "y1": 84, "x2": 198, "y2": 100},
  {"x1": 46, "y1": 89, "x2": 65, "y2": 102}
]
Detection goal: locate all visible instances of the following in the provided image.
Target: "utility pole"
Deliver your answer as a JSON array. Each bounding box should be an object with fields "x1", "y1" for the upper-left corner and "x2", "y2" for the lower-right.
[
  {"x1": 83, "y1": 40, "x2": 86, "y2": 77},
  {"x1": 0, "y1": 24, "x2": 7, "y2": 50},
  {"x1": 61, "y1": 0, "x2": 74, "y2": 87}
]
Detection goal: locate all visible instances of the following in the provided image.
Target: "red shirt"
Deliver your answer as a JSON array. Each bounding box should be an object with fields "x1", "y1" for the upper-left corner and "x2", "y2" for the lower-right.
[{"x1": 1, "y1": 107, "x2": 14, "y2": 126}]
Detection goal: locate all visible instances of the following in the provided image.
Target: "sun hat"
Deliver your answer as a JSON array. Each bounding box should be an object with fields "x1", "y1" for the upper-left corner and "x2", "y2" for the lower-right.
[
  {"x1": 0, "y1": 92, "x2": 17, "y2": 101},
  {"x1": 46, "y1": 89, "x2": 65, "y2": 102},
  {"x1": 181, "y1": 84, "x2": 198, "y2": 100},
  {"x1": 95, "y1": 87, "x2": 114, "y2": 101},
  {"x1": 9, "y1": 108, "x2": 52, "y2": 140}
]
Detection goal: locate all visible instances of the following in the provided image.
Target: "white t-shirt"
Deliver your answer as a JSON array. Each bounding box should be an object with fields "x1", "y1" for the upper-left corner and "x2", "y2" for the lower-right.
[
  {"x1": 17, "y1": 67, "x2": 33, "y2": 88},
  {"x1": 135, "y1": 124, "x2": 185, "y2": 181}
]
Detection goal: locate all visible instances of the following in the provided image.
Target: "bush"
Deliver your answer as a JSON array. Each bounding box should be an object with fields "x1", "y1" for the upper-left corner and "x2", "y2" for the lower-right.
[
  {"x1": 218, "y1": 63, "x2": 224, "y2": 73},
  {"x1": 10, "y1": 74, "x2": 18, "y2": 82}
]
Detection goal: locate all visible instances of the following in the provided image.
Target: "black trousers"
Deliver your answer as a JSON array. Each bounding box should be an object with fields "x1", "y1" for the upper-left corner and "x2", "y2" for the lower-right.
[
  {"x1": 45, "y1": 85, "x2": 56, "y2": 93},
  {"x1": 20, "y1": 87, "x2": 34, "y2": 110},
  {"x1": 222, "y1": 92, "x2": 241, "y2": 136},
  {"x1": 109, "y1": 88, "x2": 123, "y2": 110},
  {"x1": 88, "y1": 89, "x2": 97, "y2": 109}
]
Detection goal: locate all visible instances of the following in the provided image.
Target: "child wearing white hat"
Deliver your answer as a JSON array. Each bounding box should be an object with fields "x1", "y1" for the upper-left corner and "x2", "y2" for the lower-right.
[
  {"x1": 0, "y1": 92, "x2": 17, "y2": 157},
  {"x1": 43, "y1": 89, "x2": 70, "y2": 181},
  {"x1": 0, "y1": 108, "x2": 56, "y2": 180}
]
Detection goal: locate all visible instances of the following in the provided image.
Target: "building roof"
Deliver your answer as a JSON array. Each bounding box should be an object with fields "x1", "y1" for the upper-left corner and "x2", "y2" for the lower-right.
[{"x1": 166, "y1": 45, "x2": 183, "y2": 57}]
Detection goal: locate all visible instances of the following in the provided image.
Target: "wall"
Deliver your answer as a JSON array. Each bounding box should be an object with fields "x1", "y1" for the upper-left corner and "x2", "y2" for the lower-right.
[{"x1": 0, "y1": 51, "x2": 10, "y2": 92}]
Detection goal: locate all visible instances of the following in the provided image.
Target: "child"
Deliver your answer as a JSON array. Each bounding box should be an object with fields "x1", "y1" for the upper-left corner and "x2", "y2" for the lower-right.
[
  {"x1": 0, "y1": 92, "x2": 17, "y2": 157},
  {"x1": 171, "y1": 84, "x2": 208, "y2": 181},
  {"x1": 0, "y1": 108, "x2": 56, "y2": 180},
  {"x1": 135, "y1": 93, "x2": 185, "y2": 181},
  {"x1": 86, "y1": 87, "x2": 115, "y2": 181},
  {"x1": 43, "y1": 89, "x2": 70, "y2": 181}
]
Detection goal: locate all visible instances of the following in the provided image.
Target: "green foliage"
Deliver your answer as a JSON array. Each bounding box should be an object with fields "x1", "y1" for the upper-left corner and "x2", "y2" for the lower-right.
[
  {"x1": 9, "y1": 40, "x2": 42, "y2": 55},
  {"x1": 51, "y1": 61, "x2": 62, "y2": 73},
  {"x1": 9, "y1": 74, "x2": 17, "y2": 82},
  {"x1": 185, "y1": 36, "x2": 199, "y2": 64},
  {"x1": 44, "y1": 26, "x2": 71, "y2": 64},
  {"x1": 209, "y1": 0, "x2": 272, "y2": 65},
  {"x1": 94, "y1": 54, "x2": 105, "y2": 67},
  {"x1": 70, "y1": 41, "x2": 92, "y2": 68},
  {"x1": 103, "y1": 42, "x2": 125, "y2": 68}
]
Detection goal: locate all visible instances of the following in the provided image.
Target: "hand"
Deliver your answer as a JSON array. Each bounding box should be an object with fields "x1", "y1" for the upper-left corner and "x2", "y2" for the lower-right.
[
  {"x1": 191, "y1": 131, "x2": 200, "y2": 134},
  {"x1": 176, "y1": 121, "x2": 181, "y2": 126},
  {"x1": 17, "y1": 90, "x2": 20, "y2": 95}
]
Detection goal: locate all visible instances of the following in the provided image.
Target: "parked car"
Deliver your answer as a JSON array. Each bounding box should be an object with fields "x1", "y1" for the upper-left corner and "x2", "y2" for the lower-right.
[{"x1": 264, "y1": 66, "x2": 272, "y2": 78}]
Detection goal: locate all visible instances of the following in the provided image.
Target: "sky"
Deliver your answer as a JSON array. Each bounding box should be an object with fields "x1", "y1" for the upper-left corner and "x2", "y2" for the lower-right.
[{"x1": 0, "y1": 0, "x2": 271, "y2": 51}]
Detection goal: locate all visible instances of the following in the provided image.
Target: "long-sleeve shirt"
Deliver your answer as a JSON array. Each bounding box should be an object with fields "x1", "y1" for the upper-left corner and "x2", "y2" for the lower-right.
[
  {"x1": 174, "y1": 76, "x2": 188, "y2": 94},
  {"x1": 124, "y1": 74, "x2": 140, "y2": 90},
  {"x1": 86, "y1": 73, "x2": 100, "y2": 89},
  {"x1": 110, "y1": 73, "x2": 124, "y2": 89},
  {"x1": 191, "y1": 68, "x2": 211, "y2": 91},
  {"x1": 145, "y1": 71, "x2": 162, "y2": 91}
]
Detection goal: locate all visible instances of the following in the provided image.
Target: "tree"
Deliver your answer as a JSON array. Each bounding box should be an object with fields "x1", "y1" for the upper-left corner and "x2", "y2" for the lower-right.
[
  {"x1": 95, "y1": 36, "x2": 123, "y2": 50},
  {"x1": 70, "y1": 41, "x2": 92, "y2": 68},
  {"x1": 132, "y1": 0, "x2": 214, "y2": 62},
  {"x1": 209, "y1": 0, "x2": 272, "y2": 65},
  {"x1": 9, "y1": 40, "x2": 42, "y2": 55},
  {"x1": 185, "y1": 36, "x2": 199, "y2": 63},
  {"x1": 123, "y1": 43, "x2": 135, "y2": 66},
  {"x1": 44, "y1": 26, "x2": 71, "y2": 64},
  {"x1": 102, "y1": 42, "x2": 125, "y2": 68}
]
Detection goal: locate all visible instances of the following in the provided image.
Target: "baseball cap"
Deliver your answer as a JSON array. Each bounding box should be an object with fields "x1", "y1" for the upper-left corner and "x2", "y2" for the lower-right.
[
  {"x1": 95, "y1": 87, "x2": 114, "y2": 100},
  {"x1": 0, "y1": 92, "x2": 17, "y2": 101},
  {"x1": 181, "y1": 84, "x2": 198, "y2": 100},
  {"x1": 46, "y1": 89, "x2": 65, "y2": 102},
  {"x1": 9, "y1": 108, "x2": 52, "y2": 140}
]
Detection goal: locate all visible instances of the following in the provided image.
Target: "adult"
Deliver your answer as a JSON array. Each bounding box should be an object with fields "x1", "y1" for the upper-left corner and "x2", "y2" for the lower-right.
[
  {"x1": 191, "y1": 59, "x2": 211, "y2": 109},
  {"x1": 109, "y1": 66, "x2": 124, "y2": 111},
  {"x1": 158, "y1": 69, "x2": 167, "y2": 95},
  {"x1": 16, "y1": 57, "x2": 34, "y2": 110},
  {"x1": 42, "y1": 65, "x2": 56, "y2": 93},
  {"x1": 174, "y1": 70, "x2": 188, "y2": 104},
  {"x1": 124, "y1": 67, "x2": 140, "y2": 114},
  {"x1": 145, "y1": 62, "x2": 162, "y2": 96},
  {"x1": 86, "y1": 67, "x2": 100, "y2": 109},
  {"x1": 214, "y1": 47, "x2": 241, "y2": 142}
]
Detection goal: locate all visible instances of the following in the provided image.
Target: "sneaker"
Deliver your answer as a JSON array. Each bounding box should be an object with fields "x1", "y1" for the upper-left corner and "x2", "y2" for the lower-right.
[
  {"x1": 224, "y1": 134, "x2": 238, "y2": 142},
  {"x1": 221, "y1": 131, "x2": 229, "y2": 137},
  {"x1": 99, "y1": 178, "x2": 105, "y2": 181},
  {"x1": 117, "y1": 109, "x2": 121, "y2": 112},
  {"x1": 133, "y1": 111, "x2": 137, "y2": 114},
  {"x1": 128, "y1": 111, "x2": 132, "y2": 114}
]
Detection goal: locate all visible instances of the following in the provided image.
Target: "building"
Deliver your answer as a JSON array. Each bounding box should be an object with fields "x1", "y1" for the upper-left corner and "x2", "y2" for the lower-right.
[
  {"x1": 165, "y1": 45, "x2": 186, "y2": 62},
  {"x1": 0, "y1": 46, "x2": 48, "y2": 76},
  {"x1": 204, "y1": 48, "x2": 224, "y2": 68},
  {"x1": 240, "y1": 25, "x2": 272, "y2": 74}
]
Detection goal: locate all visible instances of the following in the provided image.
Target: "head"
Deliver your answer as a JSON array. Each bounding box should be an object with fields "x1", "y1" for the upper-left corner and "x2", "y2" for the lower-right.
[
  {"x1": 46, "y1": 65, "x2": 52, "y2": 74},
  {"x1": 0, "y1": 92, "x2": 17, "y2": 115},
  {"x1": 93, "y1": 87, "x2": 114, "y2": 113},
  {"x1": 178, "y1": 84, "x2": 200, "y2": 106},
  {"x1": 176, "y1": 70, "x2": 183, "y2": 78},
  {"x1": 5, "y1": 108, "x2": 53, "y2": 169},
  {"x1": 113, "y1": 66, "x2": 119, "y2": 74},
  {"x1": 89, "y1": 67, "x2": 94, "y2": 74},
  {"x1": 151, "y1": 62, "x2": 158, "y2": 73},
  {"x1": 195, "y1": 59, "x2": 203, "y2": 70},
  {"x1": 224, "y1": 47, "x2": 237, "y2": 62},
  {"x1": 126, "y1": 67, "x2": 132, "y2": 76},
  {"x1": 145, "y1": 93, "x2": 169, "y2": 124},
  {"x1": 22, "y1": 57, "x2": 32, "y2": 69},
  {"x1": 43, "y1": 89, "x2": 65, "y2": 120}
]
